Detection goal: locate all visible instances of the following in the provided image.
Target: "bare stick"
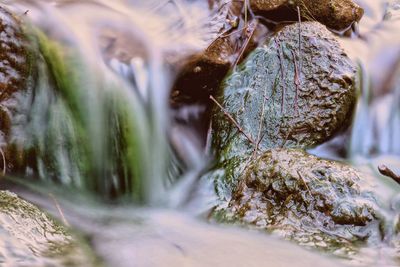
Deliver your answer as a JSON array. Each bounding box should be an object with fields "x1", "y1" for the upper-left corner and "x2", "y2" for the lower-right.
[
  {"x1": 378, "y1": 165, "x2": 400, "y2": 185},
  {"x1": 252, "y1": 84, "x2": 268, "y2": 158},
  {"x1": 206, "y1": 22, "x2": 245, "y2": 52},
  {"x1": 206, "y1": 18, "x2": 242, "y2": 51},
  {"x1": 221, "y1": 24, "x2": 248, "y2": 38},
  {"x1": 291, "y1": 50, "x2": 301, "y2": 113},
  {"x1": 207, "y1": 22, "x2": 250, "y2": 51},
  {"x1": 244, "y1": 0, "x2": 248, "y2": 25},
  {"x1": 233, "y1": 20, "x2": 258, "y2": 68},
  {"x1": 297, "y1": 170, "x2": 311, "y2": 193},
  {"x1": 297, "y1": 6, "x2": 302, "y2": 74},
  {"x1": 210, "y1": 95, "x2": 255, "y2": 145},
  {"x1": 275, "y1": 39, "x2": 286, "y2": 113},
  {"x1": 49, "y1": 193, "x2": 70, "y2": 227},
  {"x1": 0, "y1": 147, "x2": 5, "y2": 176}
]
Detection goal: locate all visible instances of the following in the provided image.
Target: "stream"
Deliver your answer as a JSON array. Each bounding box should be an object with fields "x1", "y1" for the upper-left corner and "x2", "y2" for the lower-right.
[{"x1": 1, "y1": 0, "x2": 400, "y2": 266}]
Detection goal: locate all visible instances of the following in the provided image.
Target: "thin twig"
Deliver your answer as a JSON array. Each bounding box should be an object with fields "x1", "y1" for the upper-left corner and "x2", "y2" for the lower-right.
[
  {"x1": 297, "y1": 170, "x2": 311, "y2": 193},
  {"x1": 233, "y1": 20, "x2": 258, "y2": 68},
  {"x1": 0, "y1": 147, "x2": 6, "y2": 176},
  {"x1": 206, "y1": 0, "x2": 246, "y2": 51},
  {"x1": 296, "y1": 1, "x2": 317, "y2": 22},
  {"x1": 378, "y1": 165, "x2": 400, "y2": 185},
  {"x1": 221, "y1": 24, "x2": 249, "y2": 38},
  {"x1": 291, "y1": 50, "x2": 300, "y2": 113},
  {"x1": 252, "y1": 83, "x2": 268, "y2": 159},
  {"x1": 297, "y1": 6, "x2": 302, "y2": 75},
  {"x1": 210, "y1": 95, "x2": 255, "y2": 145},
  {"x1": 244, "y1": 0, "x2": 248, "y2": 25},
  {"x1": 275, "y1": 39, "x2": 286, "y2": 113},
  {"x1": 49, "y1": 193, "x2": 70, "y2": 227},
  {"x1": 206, "y1": 22, "x2": 244, "y2": 52}
]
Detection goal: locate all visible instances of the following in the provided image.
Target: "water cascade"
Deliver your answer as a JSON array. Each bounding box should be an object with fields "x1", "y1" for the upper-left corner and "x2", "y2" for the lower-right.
[{"x1": 1, "y1": 0, "x2": 400, "y2": 267}]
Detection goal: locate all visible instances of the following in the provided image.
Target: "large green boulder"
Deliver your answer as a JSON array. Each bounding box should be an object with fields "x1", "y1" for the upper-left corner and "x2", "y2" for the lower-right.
[{"x1": 212, "y1": 22, "x2": 357, "y2": 190}]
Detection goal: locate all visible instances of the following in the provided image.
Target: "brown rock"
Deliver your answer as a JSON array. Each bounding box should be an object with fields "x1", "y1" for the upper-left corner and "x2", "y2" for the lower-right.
[
  {"x1": 250, "y1": 0, "x2": 364, "y2": 31},
  {"x1": 0, "y1": 6, "x2": 32, "y2": 100},
  {"x1": 170, "y1": 36, "x2": 232, "y2": 106},
  {"x1": 0, "y1": 6, "x2": 35, "y2": 173}
]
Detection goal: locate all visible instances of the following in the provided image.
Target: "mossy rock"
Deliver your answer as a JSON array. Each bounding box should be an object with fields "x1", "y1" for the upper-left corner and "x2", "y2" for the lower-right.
[
  {"x1": 0, "y1": 6, "x2": 34, "y2": 100},
  {"x1": 218, "y1": 149, "x2": 381, "y2": 254},
  {"x1": 0, "y1": 6, "x2": 36, "y2": 172},
  {"x1": 211, "y1": 22, "x2": 356, "y2": 189},
  {"x1": 0, "y1": 190, "x2": 99, "y2": 266}
]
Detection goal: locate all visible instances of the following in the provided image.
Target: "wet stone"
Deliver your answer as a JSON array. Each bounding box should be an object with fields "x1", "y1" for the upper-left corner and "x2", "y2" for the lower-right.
[
  {"x1": 0, "y1": 6, "x2": 33, "y2": 101},
  {"x1": 221, "y1": 149, "x2": 380, "y2": 252},
  {"x1": 171, "y1": 0, "x2": 270, "y2": 107},
  {"x1": 211, "y1": 22, "x2": 356, "y2": 189},
  {"x1": 250, "y1": 0, "x2": 364, "y2": 31},
  {"x1": 0, "y1": 6, "x2": 36, "y2": 173},
  {"x1": 170, "y1": 36, "x2": 232, "y2": 106},
  {"x1": 0, "y1": 190, "x2": 97, "y2": 266}
]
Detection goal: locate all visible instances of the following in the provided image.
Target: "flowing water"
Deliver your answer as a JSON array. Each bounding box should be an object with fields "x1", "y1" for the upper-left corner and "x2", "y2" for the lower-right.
[{"x1": 1, "y1": 0, "x2": 400, "y2": 266}]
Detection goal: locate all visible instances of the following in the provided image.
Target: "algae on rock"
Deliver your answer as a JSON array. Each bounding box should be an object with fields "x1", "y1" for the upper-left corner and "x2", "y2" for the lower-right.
[
  {"x1": 0, "y1": 6, "x2": 35, "y2": 101},
  {"x1": 25, "y1": 30, "x2": 150, "y2": 201},
  {"x1": 0, "y1": 6, "x2": 37, "y2": 172},
  {"x1": 222, "y1": 149, "x2": 381, "y2": 254},
  {"x1": 0, "y1": 190, "x2": 98, "y2": 266},
  {"x1": 211, "y1": 22, "x2": 357, "y2": 192}
]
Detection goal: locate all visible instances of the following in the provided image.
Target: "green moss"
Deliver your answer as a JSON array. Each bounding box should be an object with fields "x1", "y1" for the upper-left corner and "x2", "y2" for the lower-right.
[
  {"x1": 211, "y1": 22, "x2": 357, "y2": 193},
  {"x1": 220, "y1": 149, "x2": 381, "y2": 254},
  {"x1": 18, "y1": 28, "x2": 150, "y2": 201},
  {"x1": 0, "y1": 190, "x2": 100, "y2": 266}
]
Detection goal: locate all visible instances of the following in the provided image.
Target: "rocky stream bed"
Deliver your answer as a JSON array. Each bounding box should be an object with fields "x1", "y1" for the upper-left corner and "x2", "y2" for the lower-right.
[{"x1": 1, "y1": 0, "x2": 400, "y2": 266}]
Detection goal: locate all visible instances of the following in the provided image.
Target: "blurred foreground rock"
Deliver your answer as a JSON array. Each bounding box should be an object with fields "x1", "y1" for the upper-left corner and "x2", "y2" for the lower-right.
[{"x1": 0, "y1": 190, "x2": 98, "y2": 266}]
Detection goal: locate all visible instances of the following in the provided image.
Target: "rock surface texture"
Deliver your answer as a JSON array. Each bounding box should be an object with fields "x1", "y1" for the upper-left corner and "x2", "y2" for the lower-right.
[
  {"x1": 208, "y1": 20, "x2": 380, "y2": 254},
  {"x1": 250, "y1": 0, "x2": 364, "y2": 31},
  {"x1": 0, "y1": 191, "x2": 97, "y2": 266},
  {"x1": 0, "y1": 6, "x2": 36, "y2": 173},
  {"x1": 212, "y1": 22, "x2": 357, "y2": 189},
  {"x1": 0, "y1": 6, "x2": 32, "y2": 101},
  {"x1": 223, "y1": 149, "x2": 380, "y2": 252}
]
